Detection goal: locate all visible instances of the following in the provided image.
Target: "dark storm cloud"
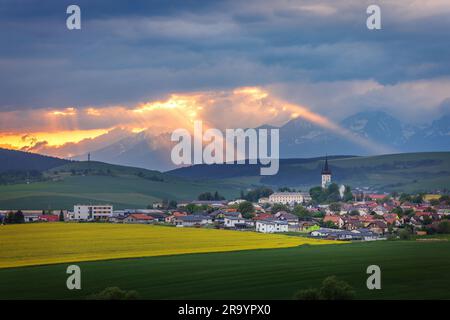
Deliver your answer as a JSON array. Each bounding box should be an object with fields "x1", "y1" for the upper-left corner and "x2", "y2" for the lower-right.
[{"x1": 1, "y1": 0, "x2": 450, "y2": 121}]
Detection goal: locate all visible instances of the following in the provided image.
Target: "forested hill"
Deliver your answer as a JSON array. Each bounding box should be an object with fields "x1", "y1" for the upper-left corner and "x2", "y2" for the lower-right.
[{"x1": 0, "y1": 148, "x2": 69, "y2": 173}]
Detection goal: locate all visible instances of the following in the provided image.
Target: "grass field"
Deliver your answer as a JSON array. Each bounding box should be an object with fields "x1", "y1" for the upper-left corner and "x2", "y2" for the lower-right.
[
  {"x1": 0, "y1": 161, "x2": 245, "y2": 209},
  {"x1": 0, "y1": 239, "x2": 449, "y2": 299},
  {"x1": 0, "y1": 223, "x2": 335, "y2": 268}
]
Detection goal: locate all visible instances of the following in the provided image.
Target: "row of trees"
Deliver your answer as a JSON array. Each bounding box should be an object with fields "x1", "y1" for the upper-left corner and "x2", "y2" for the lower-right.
[{"x1": 2, "y1": 211, "x2": 25, "y2": 224}]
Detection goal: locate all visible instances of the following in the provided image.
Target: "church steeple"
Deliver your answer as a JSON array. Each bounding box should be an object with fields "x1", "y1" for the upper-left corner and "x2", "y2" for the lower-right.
[
  {"x1": 321, "y1": 155, "x2": 332, "y2": 188},
  {"x1": 321, "y1": 155, "x2": 331, "y2": 175}
]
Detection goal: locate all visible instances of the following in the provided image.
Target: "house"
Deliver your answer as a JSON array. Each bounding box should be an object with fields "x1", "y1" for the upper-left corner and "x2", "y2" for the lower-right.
[
  {"x1": 22, "y1": 212, "x2": 41, "y2": 222},
  {"x1": 343, "y1": 218, "x2": 364, "y2": 230},
  {"x1": 275, "y1": 211, "x2": 299, "y2": 223},
  {"x1": 310, "y1": 228, "x2": 380, "y2": 241},
  {"x1": 123, "y1": 214, "x2": 154, "y2": 224},
  {"x1": 383, "y1": 213, "x2": 400, "y2": 226},
  {"x1": 299, "y1": 221, "x2": 320, "y2": 232},
  {"x1": 367, "y1": 220, "x2": 388, "y2": 234},
  {"x1": 175, "y1": 215, "x2": 213, "y2": 227},
  {"x1": 255, "y1": 220, "x2": 288, "y2": 233},
  {"x1": 224, "y1": 216, "x2": 247, "y2": 228},
  {"x1": 165, "y1": 212, "x2": 187, "y2": 224},
  {"x1": 310, "y1": 228, "x2": 355, "y2": 240},
  {"x1": 323, "y1": 214, "x2": 344, "y2": 228},
  {"x1": 254, "y1": 213, "x2": 273, "y2": 220},
  {"x1": 350, "y1": 229, "x2": 381, "y2": 241},
  {"x1": 223, "y1": 212, "x2": 243, "y2": 219}
]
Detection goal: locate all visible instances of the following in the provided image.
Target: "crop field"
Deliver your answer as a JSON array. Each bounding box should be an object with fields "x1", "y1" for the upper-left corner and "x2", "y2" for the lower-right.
[
  {"x1": 0, "y1": 223, "x2": 336, "y2": 268},
  {"x1": 0, "y1": 239, "x2": 449, "y2": 299}
]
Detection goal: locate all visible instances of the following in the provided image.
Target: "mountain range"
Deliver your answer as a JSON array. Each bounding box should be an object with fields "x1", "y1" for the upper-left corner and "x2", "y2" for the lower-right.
[{"x1": 73, "y1": 111, "x2": 449, "y2": 171}]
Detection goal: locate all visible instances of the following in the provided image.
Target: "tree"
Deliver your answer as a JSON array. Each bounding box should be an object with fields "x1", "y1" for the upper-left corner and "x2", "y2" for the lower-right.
[
  {"x1": 168, "y1": 200, "x2": 178, "y2": 209},
  {"x1": 322, "y1": 221, "x2": 338, "y2": 229},
  {"x1": 329, "y1": 202, "x2": 341, "y2": 213},
  {"x1": 349, "y1": 210, "x2": 360, "y2": 216},
  {"x1": 398, "y1": 228, "x2": 412, "y2": 240},
  {"x1": 437, "y1": 221, "x2": 450, "y2": 234},
  {"x1": 185, "y1": 204, "x2": 202, "y2": 214},
  {"x1": 238, "y1": 201, "x2": 254, "y2": 218},
  {"x1": 271, "y1": 203, "x2": 289, "y2": 213},
  {"x1": 293, "y1": 276, "x2": 355, "y2": 300},
  {"x1": 241, "y1": 187, "x2": 274, "y2": 202},
  {"x1": 293, "y1": 205, "x2": 311, "y2": 219},
  {"x1": 59, "y1": 210, "x2": 65, "y2": 222},
  {"x1": 319, "y1": 276, "x2": 355, "y2": 300},
  {"x1": 87, "y1": 287, "x2": 139, "y2": 300},
  {"x1": 293, "y1": 288, "x2": 320, "y2": 300},
  {"x1": 14, "y1": 210, "x2": 24, "y2": 224}
]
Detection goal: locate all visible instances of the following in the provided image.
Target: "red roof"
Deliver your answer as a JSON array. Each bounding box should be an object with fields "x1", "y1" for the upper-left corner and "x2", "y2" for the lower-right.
[
  {"x1": 368, "y1": 194, "x2": 387, "y2": 200},
  {"x1": 129, "y1": 214, "x2": 154, "y2": 220},
  {"x1": 323, "y1": 215, "x2": 342, "y2": 223},
  {"x1": 38, "y1": 215, "x2": 59, "y2": 222},
  {"x1": 254, "y1": 213, "x2": 273, "y2": 220}
]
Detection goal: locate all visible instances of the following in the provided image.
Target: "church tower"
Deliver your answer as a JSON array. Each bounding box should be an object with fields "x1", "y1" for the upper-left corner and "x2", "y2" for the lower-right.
[{"x1": 321, "y1": 155, "x2": 332, "y2": 189}]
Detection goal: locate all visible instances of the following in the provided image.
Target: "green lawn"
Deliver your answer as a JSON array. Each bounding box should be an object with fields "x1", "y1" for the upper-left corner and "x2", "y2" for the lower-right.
[{"x1": 1, "y1": 240, "x2": 449, "y2": 299}]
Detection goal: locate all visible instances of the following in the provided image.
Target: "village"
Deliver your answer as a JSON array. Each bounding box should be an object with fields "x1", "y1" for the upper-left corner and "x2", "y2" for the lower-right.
[{"x1": 1, "y1": 158, "x2": 450, "y2": 241}]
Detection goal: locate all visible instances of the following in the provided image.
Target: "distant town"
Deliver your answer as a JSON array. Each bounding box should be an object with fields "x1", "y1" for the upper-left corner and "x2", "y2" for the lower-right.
[{"x1": 1, "y1": 157, "x2": 450, "y2": 241}]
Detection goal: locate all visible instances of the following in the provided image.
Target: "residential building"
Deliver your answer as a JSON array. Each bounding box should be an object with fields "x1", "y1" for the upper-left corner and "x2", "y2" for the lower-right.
[
  {"x1": 175, "y1": 215, "x2": 213, "y2": 227},
  {"x1": 71, "y1": 205, "x2": 113, "y2": 221},
  {"x1": 224, "y1": 216, "x2": 247, "y2": 228},
  {"x1": 255, "y1": 220, "x2": 288, "y2": 233},
  {"x1": 123, "y1": 214, "x2": 154, "y2": 224}
]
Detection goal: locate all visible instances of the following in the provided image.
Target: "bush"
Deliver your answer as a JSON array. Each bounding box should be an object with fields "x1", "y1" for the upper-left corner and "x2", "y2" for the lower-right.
[
  {"x1": 87, "y1": 287, "x2": 139, "y2": 300},
  {"x1": 437, "y1": 221, "x2": 450, "y2": 234},
  {"x1": 319, "y1": 276, "x2": 355, "y2": 300},
  {"x1": 293, "y1": 288, "x2": 320, "y2": 300},
  {"x1": 293, "y1": 276, "x2": 355, "y2": 300},
  {"x1": 398, "y1": 229, "x2": 412, "y2": 240}
]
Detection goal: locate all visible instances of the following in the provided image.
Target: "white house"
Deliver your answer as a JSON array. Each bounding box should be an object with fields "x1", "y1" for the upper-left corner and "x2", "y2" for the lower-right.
[
  {"x1": 255, "y1": 220, "x2": 289, "y2": 233},
  {"x1": 175, "y1": 215, "x2": 213, "y2": 227},
  {"x1": 70, "y1": 204, "x2": 113, "y2": 221},
  {"x1": 224, "y1": 217, "x2": 247, "y2": 228}
]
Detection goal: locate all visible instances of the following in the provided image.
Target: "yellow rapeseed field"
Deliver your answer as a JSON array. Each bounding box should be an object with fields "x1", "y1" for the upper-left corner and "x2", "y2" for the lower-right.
[{"x1": 0, "y1": 223, "x2": 339, "y2": 268}]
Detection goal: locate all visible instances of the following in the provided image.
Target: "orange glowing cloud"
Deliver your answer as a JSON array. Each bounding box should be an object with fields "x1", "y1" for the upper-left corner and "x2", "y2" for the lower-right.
[{"x1": 0, "y1": 86, "x2": 393, "y2": 158}]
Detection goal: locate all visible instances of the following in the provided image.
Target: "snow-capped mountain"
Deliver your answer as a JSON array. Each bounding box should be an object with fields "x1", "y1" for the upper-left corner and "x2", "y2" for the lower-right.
[{"x1": 76, "y1": 111, "x2": 450, "y2": 171}]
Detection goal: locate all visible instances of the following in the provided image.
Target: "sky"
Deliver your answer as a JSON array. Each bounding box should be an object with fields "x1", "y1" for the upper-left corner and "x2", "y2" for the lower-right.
[{"x1": 1, "y1": 0, "x2": 450, "y2": 157}]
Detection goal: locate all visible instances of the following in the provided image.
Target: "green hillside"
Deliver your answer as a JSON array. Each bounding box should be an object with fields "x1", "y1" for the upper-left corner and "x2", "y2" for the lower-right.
[
  {"x1": 170, "y1": 152, "x2": 450, "y2": 193},
  {"x1": 0, "y1": 161, "x2": 243, "y2": 210}
]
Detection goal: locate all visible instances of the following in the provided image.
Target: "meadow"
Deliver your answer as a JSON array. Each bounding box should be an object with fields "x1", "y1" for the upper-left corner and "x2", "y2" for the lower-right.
[
  {"x1": 0, "y1": 239, "x2": 449, "y2": 299},
  {"x1": 0, "y1": 223, "x2": 335, "y2": 268},
  {"x1": 0, "y1": 161, "x2": 244, "y2": 209}
]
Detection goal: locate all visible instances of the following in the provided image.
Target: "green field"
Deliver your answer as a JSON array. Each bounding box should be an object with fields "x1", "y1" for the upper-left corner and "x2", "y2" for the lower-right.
[
  {"x1": 0, "y1": 161, "x2": 244, "y2": 209},
  {"x1": 1, "y1": 239, "x2": 449, "y2": 299}
]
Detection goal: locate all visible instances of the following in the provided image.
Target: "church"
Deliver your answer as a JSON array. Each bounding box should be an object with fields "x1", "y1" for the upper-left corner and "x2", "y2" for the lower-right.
[{"x1": 321, "y1": 156, "x2": 332, "y2": 188}]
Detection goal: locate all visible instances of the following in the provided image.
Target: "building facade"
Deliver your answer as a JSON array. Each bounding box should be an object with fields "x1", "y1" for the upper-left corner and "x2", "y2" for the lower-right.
[
  {"x1": 255, "y1": 220, "x2": 289, "y2": 233},
  {"x1": 71, "y1": 205, "x2": 113, "y2": 221},
  {"x1": 268, "y1": 192, "x2": 311, "y2": 205}
]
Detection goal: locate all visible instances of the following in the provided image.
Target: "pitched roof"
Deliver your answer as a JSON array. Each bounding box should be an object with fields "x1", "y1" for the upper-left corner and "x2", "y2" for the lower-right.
[
  {"x1": 129, "y1": 214, "x2": 154, "y2": 220},
  {"x1": 321, "y1": 156, "x2": 331, "y2": 175}
]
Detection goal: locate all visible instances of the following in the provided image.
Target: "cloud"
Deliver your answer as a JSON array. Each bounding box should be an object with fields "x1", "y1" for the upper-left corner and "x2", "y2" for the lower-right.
[{"x1": 0, "y1": 0, "x2": 450, "y2": 111}]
